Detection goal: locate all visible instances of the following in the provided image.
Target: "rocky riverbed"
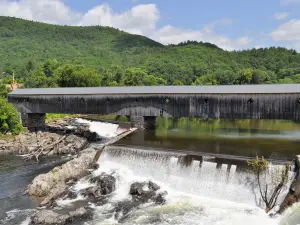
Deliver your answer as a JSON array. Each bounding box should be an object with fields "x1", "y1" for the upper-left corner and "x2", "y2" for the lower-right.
[
  {"x1": 0, "y1": 118, "x2": 141, "y2": 225},
  {"x1": 0, "y1": 118, "x2": 99, "y2": 157}
]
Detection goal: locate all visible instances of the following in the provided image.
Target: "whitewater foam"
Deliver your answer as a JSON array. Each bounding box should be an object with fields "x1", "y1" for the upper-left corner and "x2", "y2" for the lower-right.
[
  {"x1": 75, "y1": 118, "x2": 120, "y2": 138},
  {"x1": 52, "y1": 146, "x2": 297, "y2": 225},
  {"x1": 83, "y1": 149, "x2": 283, "y2": 225}
]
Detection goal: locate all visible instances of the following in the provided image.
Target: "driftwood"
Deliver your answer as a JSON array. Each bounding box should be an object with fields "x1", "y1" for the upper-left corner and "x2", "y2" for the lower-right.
[{"x1": 21, "y1": 133, "x2": 67, "y2": 162}]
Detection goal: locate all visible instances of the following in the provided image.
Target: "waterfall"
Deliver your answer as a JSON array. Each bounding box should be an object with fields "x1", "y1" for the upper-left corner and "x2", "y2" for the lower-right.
[
  {"x1": 75, "y1": 118, "x2": 124, "y2": 138},
  {"x1": 101, "y1": 146, "x2": 294, "y2": 207}
]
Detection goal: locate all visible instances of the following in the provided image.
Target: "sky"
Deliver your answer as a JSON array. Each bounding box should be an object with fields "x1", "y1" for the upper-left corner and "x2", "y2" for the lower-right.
[{"x1": 0, "y1": 0, "x2": 300, "y2": 51}]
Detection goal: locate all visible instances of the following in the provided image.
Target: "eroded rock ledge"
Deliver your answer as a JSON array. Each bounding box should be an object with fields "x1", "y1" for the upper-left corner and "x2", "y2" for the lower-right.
[{"x1": 28, "y1": 147, "x2": 98, "y2": 206}]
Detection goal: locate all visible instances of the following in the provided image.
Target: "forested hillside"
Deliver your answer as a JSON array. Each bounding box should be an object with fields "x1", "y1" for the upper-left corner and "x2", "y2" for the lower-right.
[{"x1": 1, "y1": 16, "x2": 300, "y2": 87}]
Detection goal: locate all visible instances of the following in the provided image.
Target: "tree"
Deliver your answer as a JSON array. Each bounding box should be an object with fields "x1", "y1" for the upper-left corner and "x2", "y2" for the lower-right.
[
  {"x1": 26, "y1": 60, "x2": 35, "y2": 72},
  {"x1": 124, "y1": 68, "x2": 146, "y2": 86},
  {"x1": 251, "y1": 69, "x2": 268, "y2": 84},
  {"x1": 56, "y1": 64, "x2": 101, "y2": 87},
  {"x1": 143, "y1": 75, "x2": 167, "y2": 86},
  {"x1": 0, "y1": 98, "x2": 22, "y2": 135},
  {"x1": 237, "y1": 68, "x2": 253, "y2": 84},
  {"x1": 278, "y1": 77, "x2": 294, "y2": 84},
  {"x1": 24, "y1": 69, "x2": 58, "y2": 88},
  {"x1": 43, "y1": 59, "x2": 58, "y2": 77},
  {"x1": 248, "y1": 156, "x2": 290, "y2": 213},
  {"x1": 172, "y1": 80, "x2": 184, "y2": 85},
  {"x1": 193, "y1": 74, "x2": 217, "y2": 85}
]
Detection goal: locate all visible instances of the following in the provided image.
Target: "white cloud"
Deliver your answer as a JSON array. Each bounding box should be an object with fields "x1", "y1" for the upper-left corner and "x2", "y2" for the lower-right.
[
  {"x1": 151, "y1": 20, "x2": 251, "y2": 51},
  {"x1": 274, "y1": 12, "x2": 289, "y2": 20},
  {"x1": 80, "y1": 4, "x2": 159, "y2": 35},
  {"x1": 0, "y1": 0, "x2": 251, "y2": 50},
  {"x1": 0, "y1": 0, "x2": 81, "y2": 25},
  {"x1": 271, "y1": 19, "x2": 300, "y2": 41},
  {"x1": 280, "y1": 0, "x2": 300, "y2": 5},
  {"x1": 270, "y1": 19, "x2": 300, "y2": 51}
]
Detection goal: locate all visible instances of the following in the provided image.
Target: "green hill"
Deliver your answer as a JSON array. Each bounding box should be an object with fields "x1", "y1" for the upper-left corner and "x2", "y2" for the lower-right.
[{"x1": 1, "y1": 16, "x2": 300, "y2": 86}]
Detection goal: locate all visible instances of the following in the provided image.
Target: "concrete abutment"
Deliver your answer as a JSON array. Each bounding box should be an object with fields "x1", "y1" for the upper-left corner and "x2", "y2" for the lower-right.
[
  {"x1": 21, "y1": 113, "x2": 46, "y2": 129},
  {"x1": 126, "y1": 116, "x2": 157, "y2": 129}
]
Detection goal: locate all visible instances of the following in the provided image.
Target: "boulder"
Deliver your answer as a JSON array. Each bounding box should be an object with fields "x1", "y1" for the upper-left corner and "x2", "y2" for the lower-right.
[
  {"x1": 153, "y1": 191, "x2": 168, "y2": 205},
  {"x1": 129, "y1": 181, "x2": 164, "y2": 204},
  {"x1": 31, "y1": 210, "x2": 69, "y2": 225},
  {"x1": 31, "y1": 207, "x2": 90, "y2": 225},
  {"x1": 89, "y1": 174, "x2": 116, "y2": 195},
  {"x1": 28, "y1": 148, "x2": 96, "y2": 198},
  {"x1": 130, "y1": 181, "x2": 160, "y2": 196},
  {"x1": 40, "y1": 183, "x2": 69, "y2": 207}
]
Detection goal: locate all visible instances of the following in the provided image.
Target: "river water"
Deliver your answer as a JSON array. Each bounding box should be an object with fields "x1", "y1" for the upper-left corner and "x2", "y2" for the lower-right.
[{"x1": 1, "y1": 118, "x2": 300, "y2": 225}]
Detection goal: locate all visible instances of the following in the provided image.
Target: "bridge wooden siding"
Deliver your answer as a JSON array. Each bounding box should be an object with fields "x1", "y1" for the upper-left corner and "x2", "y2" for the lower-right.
[{"x1": 7, "y1": 84, "x2": 300, "y2": 121}]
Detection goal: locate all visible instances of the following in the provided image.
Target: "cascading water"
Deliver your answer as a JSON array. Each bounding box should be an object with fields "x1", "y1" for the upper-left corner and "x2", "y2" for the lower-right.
[
  {"x1": 75, "y1": 118, "x2": 126, "y2": 138},
  {"x1": 52, "y1": 146, "x2": 296, "y2": 225}
]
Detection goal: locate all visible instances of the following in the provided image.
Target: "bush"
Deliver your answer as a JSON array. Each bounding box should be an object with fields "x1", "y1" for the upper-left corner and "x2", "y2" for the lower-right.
[{"x1": 0, "y1": 98, "x2": 23, "y2": 135}]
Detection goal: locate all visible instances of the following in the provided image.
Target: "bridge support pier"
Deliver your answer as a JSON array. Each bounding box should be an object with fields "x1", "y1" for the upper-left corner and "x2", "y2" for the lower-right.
[
  {"x1": 21, "y1": 113, "x2": 46, "y2": 129},
  {"x1": 127, "y1": 116, "x2": 156, "y2": 129}
]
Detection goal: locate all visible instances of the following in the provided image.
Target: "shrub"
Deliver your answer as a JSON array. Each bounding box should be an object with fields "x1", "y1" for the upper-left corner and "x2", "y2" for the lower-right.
[{"x1": 0, "y1": 98, "x2": 22, "y2": 135}]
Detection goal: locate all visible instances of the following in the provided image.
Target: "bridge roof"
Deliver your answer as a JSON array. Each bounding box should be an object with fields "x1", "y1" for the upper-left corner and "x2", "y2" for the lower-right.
[{"x1": 8, "y1": 84, "x2": 300, "y2": 96}]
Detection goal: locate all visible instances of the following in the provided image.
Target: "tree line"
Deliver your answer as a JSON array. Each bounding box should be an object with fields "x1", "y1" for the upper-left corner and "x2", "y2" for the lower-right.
[{"x1": 1, "y1": 17, "x2": 300, "y2": 87}]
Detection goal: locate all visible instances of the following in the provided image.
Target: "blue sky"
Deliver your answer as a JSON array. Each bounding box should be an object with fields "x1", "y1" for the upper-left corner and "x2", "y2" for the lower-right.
[{"x1": 1, "y1": 0, "x2": 300, "y2": 50}]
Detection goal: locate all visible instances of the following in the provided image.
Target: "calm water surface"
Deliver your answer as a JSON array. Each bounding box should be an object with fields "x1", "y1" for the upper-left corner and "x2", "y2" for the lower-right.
[{"x1": 116, "y1": 118, "x2": 300, "y2": 160}]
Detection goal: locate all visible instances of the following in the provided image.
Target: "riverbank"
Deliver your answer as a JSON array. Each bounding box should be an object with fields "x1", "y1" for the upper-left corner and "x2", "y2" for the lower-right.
[
  {"x1": 0, "y1": 118, "x2": 99, "y2": 157},
  {"x1": 0, "y1": 118, "x2": 137, "y2": 224}
]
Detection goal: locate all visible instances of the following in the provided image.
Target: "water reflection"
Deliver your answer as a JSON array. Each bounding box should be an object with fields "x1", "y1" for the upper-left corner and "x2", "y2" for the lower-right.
[{"x1": 116, "y1": 118, "x2": 300, "y2": 161}]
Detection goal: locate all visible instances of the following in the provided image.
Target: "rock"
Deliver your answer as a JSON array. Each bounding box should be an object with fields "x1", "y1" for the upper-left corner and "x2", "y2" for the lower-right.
[
  {"x1": 92, "y1": 163, "x2": 100, "y2": 170},
  {"x1": 67, "y1": 190, "x2": 78, "y2": 199},
  {"x1": 90, "y1": 174, "x2": 116, "y2": 195},
  {"x1": 65, "y1": 134, "x2": 78, "y2": 143},
  {"x1": 149, "y1": 181, "x2": 160, "y2": 191},
  {"x1": 28, "y1": 148, "x2": 96, "y2": 198},
  {"x1": 278, "y1": 156, "x2": 300, "y2": 213},
  {"x1": 83, "y1": 131, "x2": 99, "y2": 141},
  {"x1": 40, "y1": 183, "x2": 69, "y2": 207},
  {"x1": 129, "y1": 181, "x2": 163, "y2": 204},
  {"x1": 153, "y1": 192, "x2": 167, "y2": 205},
  {"x1": 130, "y1": 181, "x2": 160, "y2": 196},
  {"x1": 31, "y1": 210, "x2": 69, "y2": 225},
  {"x1": 130, "y1": 182, "x2": 146, "y2": 195},
  {"x1": 31, "y1": 207, "x2": 90, "y2": 225},
  {"x1": 0, "y1": 140, "x2": 7, "y2": 145},
  {"x1": 68, "y1": 207, "x2": 90, "y2": 220}
]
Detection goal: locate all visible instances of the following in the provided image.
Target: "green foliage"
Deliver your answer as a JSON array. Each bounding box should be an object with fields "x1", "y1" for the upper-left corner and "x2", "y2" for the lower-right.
[
  {"x1": 124, "y1": 68, "x2": 147, "y2": 86},
  {"x1": 45, "y1": 113, "x2": 72, "y2": 123},
  {"x1": 1, "y1": 17, "x2": 300, "y2": 86},
  {"x1": 0, "y1": 98, "x2": 22, "y2": 134},
  {"x1": 193, "y1": 74, "x2": 217, "y2": 85},
  {"x1": 56, "y1": 64, "x2": 101, "y2": 87},
  {"x1": 25, "y1": 69, "x2": 58, "y2": 88},
  {"x1": 0, "y1": 83, "x2": 9, "y2": 97},
  {"x1": 172, "y1": 80, "x2": 184, "y2": 85}
]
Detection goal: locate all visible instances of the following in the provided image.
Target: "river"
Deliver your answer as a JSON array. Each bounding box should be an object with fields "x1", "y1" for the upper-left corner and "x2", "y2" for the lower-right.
[{"x1": 1, "y1": 118, "x2": 300, "y2": 225}]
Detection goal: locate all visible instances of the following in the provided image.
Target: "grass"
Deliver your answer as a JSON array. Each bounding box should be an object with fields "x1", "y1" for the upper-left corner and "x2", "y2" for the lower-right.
[{"x1": 45, "y1": 113, "x2": 74, "y2": 123}]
